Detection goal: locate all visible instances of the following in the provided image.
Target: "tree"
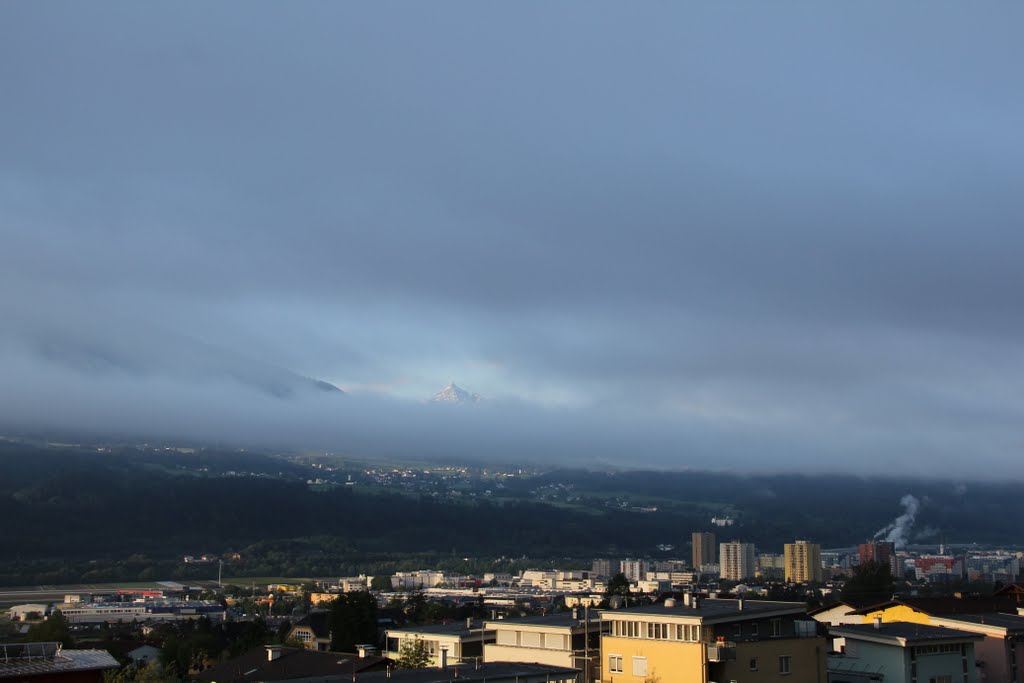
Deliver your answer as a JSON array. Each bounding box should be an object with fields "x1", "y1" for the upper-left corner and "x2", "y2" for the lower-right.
[
  {"x1": 371, "y1": 574, "x2": 393, "y2": 591},
  {"x1": 605, "y1": 573, "x2": 631, "y2": 598},
  {"x1": 328, "y1": 591, "x2": 378, "y2": 653},
  {"x1": 27, "y1": 609, "x2": 72, "y2": 647},
  {"x1": 394, "y1": 637, "x2": 432, "y2": 669},
  {"x1": 104, "y1": 660, "x2": 179, "y2": 683},
  {"x1": 842, "y1": 561, "x2": 895, "y2": 603}
]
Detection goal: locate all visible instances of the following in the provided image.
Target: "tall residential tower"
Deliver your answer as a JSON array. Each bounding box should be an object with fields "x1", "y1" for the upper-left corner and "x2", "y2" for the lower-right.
[{"x1": 692, "y1": 532, "x2": 716, "y2": 570}]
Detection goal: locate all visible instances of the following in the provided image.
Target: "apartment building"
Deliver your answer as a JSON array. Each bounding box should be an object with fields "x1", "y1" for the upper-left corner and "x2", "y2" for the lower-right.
[
  {"x1": 927, "y1": 613, "x2": 1024, "y2": 682},
  {"x1": 385, "y1": 620, "x2": 495, "y2": 667},
  {"x1": 828, "y1": 622, "x2": 982, "y2": 683},
  {"x1": 484, "y1": 611, "x2": 605, "y2": 681},
  {"x1": 692, "y1": 532, "x2": 716, "y2": 570},
  {"x1": 720, "y1": 542, "x2": 756, "y2": 581},
  {"x1": 599, "y1": 596, "x2": 826, "y2": 682},
  {"x1": 784, "y1": 540, "x2": 822, "y2": 583}
]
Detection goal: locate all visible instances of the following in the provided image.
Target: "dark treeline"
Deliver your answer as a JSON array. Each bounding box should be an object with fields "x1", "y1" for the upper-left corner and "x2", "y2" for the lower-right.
[{"x1": 1, "y1": 442, "x2": 1020, "y2": 586}]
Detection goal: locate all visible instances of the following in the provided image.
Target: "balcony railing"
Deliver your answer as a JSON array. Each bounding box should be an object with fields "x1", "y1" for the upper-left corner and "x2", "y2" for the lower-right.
[{"x1": 705, "y1": 641, "x2": 737, "y2": 662}]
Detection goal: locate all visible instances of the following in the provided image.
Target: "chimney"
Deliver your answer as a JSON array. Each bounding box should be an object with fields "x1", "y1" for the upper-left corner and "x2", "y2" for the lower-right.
[
  {"x1": 737, "y1": 598, "x2": 744, "y2": 610},
  {"x1": 266, "y1": 645, "x2": 284, "y2": 662},
  {"x1": 873, "y1": 617, "x2": 882, "y2": 630},
  {"x1": 440, "y1": 647, "x2": 449, "y2": 670},
  {"x1": 692, "y1": 596, "x2": 701, "y2": 609},
  {"x1": 466, "y1": 617, "x2": 473, "y2": 629},
  {"x1": 683, "y1": 593, "x2": 691, "y2": 607}
]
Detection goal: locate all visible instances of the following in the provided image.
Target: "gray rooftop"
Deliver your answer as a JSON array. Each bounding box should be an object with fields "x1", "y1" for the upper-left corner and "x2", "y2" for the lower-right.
[
  {"x1": 486, "y1": 611, "x2": 602, "y2": 628},
  {"x1": 0, "y1": 644, "x2": 119, "y2": 679},
  {"x1": 602, "y1": 598, "x2": 807, "y2": 622},
  {"x1": 832, "y1": 622, "x2": 984, "y2": 644},
  {"x1": 388, "y1": 621, "x2": 493, "y2": 636},
  {"x1": 934, "y1": 612, "x2": 1024, "y2": 632},
  {"x1": 357, "y1": 662, "x2": 580, "y2": 682}
]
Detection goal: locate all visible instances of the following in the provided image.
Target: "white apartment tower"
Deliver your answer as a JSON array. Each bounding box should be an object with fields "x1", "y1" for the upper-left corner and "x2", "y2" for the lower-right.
[{"x1": 719, "y1": 542, "x2": 756, "y2": 581}]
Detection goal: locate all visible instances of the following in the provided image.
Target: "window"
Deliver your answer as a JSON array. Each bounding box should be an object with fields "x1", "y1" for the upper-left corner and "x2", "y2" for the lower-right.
[
  {"x1": 608, "y1": 655, "x2": 623, "y2": 673},
  {"x1": 750, "y1": 623, "x2": 759, "y2": 637},
  {"x1": 779, "y1": 655, "x2": 791, "y2": 674},
  {"x1": 733, "y1": 623, "x2": 743, "y2": 638},
  {"x1": 915, "y1": 644, "x2": 960, "y2": 655},
  {"x1": 749, "y1": 657, "x2": 758, "y2": 671},
  {"x1": 632, "y1": 656, "x2": 648, "y2": 677},
  {"x1": 929, "y1": 677, "x2": 952, "y2": 683},
  {"x1": 647, "y1": 622, "x2": 669, "y2": 639},
  {"x1": 770, "y1": 618, "x2": 783, "y2": 637}
]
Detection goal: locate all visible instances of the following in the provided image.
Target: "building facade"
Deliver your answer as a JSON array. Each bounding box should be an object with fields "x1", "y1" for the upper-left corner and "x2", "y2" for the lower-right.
[
  {"x1": 720, "y1": 542, "x2": 756, "y2": 581},
  {"x1": 484, "y1": 612, "x2": 605, "y2": 681},
  {"x1": 599, "y1": 597, "x2": 826, "y2": 682},
  {"x1": 785, "y1": 540, "x2": 822, "y2": 583},
  {"x1": 828, "y1": 622, "x2": 981, "y2": 683},
  {"x1": 692, "y1": 532, "x2": 716, "y2": 570}
]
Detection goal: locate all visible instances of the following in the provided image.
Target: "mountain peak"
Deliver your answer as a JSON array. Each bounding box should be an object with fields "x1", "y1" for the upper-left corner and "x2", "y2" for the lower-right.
[{"x1": 432, "y1": 382, "x2": 483, "y2": 403}]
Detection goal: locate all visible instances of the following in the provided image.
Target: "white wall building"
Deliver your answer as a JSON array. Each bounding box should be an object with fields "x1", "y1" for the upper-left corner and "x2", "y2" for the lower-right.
[{"x1": 719, "y1": 542, "x2": 756, "y2": 581}]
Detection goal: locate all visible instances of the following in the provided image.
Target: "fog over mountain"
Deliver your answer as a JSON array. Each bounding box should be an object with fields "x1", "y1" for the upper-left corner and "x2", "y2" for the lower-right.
[{"x1": 2, "y1": 3, "x2": 1023, "y2": 479}]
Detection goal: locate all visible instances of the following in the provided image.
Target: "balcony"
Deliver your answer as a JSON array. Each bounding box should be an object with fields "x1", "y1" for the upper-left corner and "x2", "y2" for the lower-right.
[{"x1": 706, "y1": 641, "x2": 736, "y2": 662}]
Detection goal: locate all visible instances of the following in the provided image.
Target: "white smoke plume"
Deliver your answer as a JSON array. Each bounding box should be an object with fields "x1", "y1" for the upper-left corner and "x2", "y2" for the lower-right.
[{"x1": 873, "y1": 494, "x2": 920, "y2": 549}]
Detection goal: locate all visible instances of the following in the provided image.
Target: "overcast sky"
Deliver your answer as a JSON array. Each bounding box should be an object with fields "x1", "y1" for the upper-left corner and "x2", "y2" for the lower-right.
[{"x1": 2, "y1": 3, "x2": 1023, "y2": 477}]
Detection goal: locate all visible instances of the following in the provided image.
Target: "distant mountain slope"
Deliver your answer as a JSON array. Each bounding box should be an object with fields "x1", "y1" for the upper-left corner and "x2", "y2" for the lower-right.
[{"x1": 18, "y1": 322, "x2": 342, "y2": 399}]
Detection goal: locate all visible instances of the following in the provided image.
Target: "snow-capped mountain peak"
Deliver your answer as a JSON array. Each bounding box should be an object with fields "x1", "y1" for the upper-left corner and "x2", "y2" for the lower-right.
[{"x1": 432, "y1": 382, "x2": 482, "y2": 403}]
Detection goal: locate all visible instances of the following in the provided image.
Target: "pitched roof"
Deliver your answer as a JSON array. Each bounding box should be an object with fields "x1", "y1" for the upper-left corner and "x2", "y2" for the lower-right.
[
  {"x1": 808, "y1": 598, "x2": 877, "y2": 616},
  {"x1": 994, "y1": 583, "x2": 1024, "y2": 599},
  {"x1": 292, "y1": 610, "x2": 330, "y2": 639},
  {"x1": 850, "y1": 596, "x2": 1018, "y2": 616},
  {"x1": 194, "y1": 646, "x2": 389, "y2": 683}
]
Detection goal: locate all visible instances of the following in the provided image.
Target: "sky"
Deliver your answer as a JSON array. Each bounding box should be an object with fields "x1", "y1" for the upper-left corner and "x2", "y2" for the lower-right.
[{"x1": 1, "y1": 3, "x2": 1023, "y2": 478}]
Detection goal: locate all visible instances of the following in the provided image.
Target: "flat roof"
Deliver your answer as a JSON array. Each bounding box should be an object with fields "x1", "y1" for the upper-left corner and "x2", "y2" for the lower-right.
[
  {"x1": 601, "y1": 599, "x2": 808, "y2": 623},
  {"x1": 357, "y1": 662, "x2": 580, "y2": 682},
  {"x1": 831, "y1": 622, "x2": 984, "y2": 645},
  {"x1": 388, "y1": 621, "x2": 493, "y2": 637},
  {"x1": 932, "y1": 612, "x2": 1024, "y2": 633},
  {"x1": 486, "y1": 612, "x2": 602, "y2": 628}
]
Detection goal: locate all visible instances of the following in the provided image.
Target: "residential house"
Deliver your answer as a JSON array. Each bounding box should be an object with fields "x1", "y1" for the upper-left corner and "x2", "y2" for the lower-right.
[
  {"x1": 485, "y1": 611, "x2": 606, "y2": 681},
  {"x1": 995, "y1": 584, "x2": 1024, "y2": 608},
  {"x1": 828, "y1": 622, "x2": 982, "y2": 683},
  {"x1": 195, "y1": 644, "x2": 389, "y2": 682},
  {"x1": 287, "y1": 610, "x2": 332, "y2": 651},
  {"x1": 850, "y1": 596, "x2": 1020, "y2": 626},
  {"x1": 599, "y1": 596, "x2": 827, "y2": 682},
  {"x1": 385, "y1": 620, "x2": 495, "y2": 667},
  {"x1": 929, "y1": 612, "x2": 1024, "y2": 683}
]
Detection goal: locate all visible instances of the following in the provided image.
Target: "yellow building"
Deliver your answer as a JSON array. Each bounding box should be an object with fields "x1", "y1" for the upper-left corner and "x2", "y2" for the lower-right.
[
  {"x1": 784, "y1": 540, "x2": 822, "y2": 583},
  {"x1": 849, "y1": 595, "x2": 1020, "y2": 626},
  {"x1": 599, "y1": 597, "x2": 826, "y2": 682},
  {"x1": 309, "y1": 592, "x2": 340, "y2": 606}
]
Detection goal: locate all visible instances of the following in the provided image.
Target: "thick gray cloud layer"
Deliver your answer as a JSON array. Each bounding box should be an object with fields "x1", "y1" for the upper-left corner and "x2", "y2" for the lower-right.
[{"x1": 2, "y1": 3, "x2": 1022, "y2": 477}]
